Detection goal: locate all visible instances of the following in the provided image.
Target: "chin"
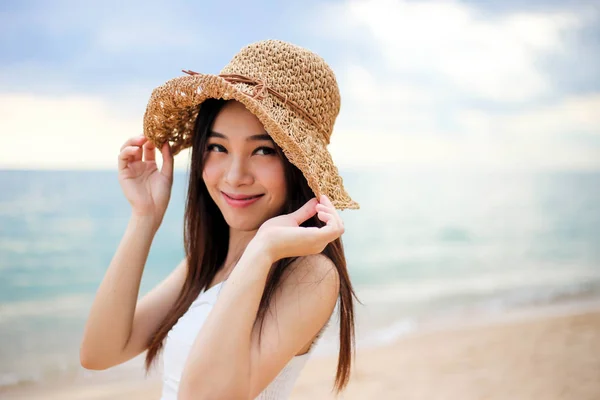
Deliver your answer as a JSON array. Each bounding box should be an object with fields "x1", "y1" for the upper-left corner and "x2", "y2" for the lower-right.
[
  {"x1": 221, "y1": 212, "x2": 265, "y2": 232},
  {"x1": 215, "y1": 196, "x2": 284, "y2": 232}
]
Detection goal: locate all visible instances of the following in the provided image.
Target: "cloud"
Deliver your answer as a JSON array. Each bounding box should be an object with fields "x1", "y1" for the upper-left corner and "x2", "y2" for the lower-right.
[
  {"x1": 458, "y1": 94, "x2": 600, "y2": 138},
  {"x1": 325, "y1": 0, "x2": 586, "y2": 102},
  {"x1": 0, "y1": 0, "x2": 210, "y2": 94},
  {"x1": 319, "y1": 0, "x2": 600, "y2": 170},
  {"x1": 0, "y1": 93, "x2": 191, "y2": 170},
  {"x1": 330, "y1": 93, "x2": 600, "y2": 171},
  {"x1": 1, "y1": 0, "x2": 598, "y2": 171}
]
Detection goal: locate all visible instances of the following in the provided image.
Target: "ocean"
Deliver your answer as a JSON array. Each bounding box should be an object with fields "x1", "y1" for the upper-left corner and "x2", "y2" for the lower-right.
[{"x1": 1, "y1": 169, "x2": 599, "y2": 390}]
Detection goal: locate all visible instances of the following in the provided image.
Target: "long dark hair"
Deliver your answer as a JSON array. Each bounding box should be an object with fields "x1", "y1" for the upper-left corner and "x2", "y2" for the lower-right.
[{"x1": 144, "y1": 98, "x2": 359, "y2": 393}]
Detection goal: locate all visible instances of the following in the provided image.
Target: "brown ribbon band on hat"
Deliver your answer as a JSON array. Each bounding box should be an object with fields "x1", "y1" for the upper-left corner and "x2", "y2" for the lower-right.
[{"x1": 182, "y1": 69, "x2": 326, "y2": 141}]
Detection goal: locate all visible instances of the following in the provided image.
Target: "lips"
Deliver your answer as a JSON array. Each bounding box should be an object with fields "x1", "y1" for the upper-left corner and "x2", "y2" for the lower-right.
[
  {"x1": 221, "y1": 191, "x2": 264, "y2": 208},
  {"x1": 222, "y1": 192, "x2": 264, "y2": 200}
]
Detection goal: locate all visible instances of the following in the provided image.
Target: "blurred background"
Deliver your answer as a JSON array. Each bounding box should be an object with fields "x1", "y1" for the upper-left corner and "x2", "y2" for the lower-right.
[{"x1": 1, "y1": 0, "x2": 599, "y2": 398}]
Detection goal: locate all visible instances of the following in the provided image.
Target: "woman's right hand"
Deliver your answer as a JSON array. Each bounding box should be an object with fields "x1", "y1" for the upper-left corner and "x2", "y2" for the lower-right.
[{"x1": 118, "y1": 135, "x2": 174, "y2": 229}]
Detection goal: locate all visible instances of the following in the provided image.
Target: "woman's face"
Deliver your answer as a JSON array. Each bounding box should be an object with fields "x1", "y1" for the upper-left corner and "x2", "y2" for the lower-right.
[{"x1": 203, "y1": 100, "x2": 287, "y2": 231}]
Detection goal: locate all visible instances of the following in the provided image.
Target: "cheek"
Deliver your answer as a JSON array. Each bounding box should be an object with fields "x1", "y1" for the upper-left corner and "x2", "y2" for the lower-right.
[
  {"x1": 260, "y1": 162, "x2": 286, "y2": 197},
  {"x1": 202, "y1": 160, "x2": 220, "y2": 186}
]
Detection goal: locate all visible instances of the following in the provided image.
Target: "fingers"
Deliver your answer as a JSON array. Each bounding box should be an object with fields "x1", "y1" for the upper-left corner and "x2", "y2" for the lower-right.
[
  {"x1": 287, "y1": 195, "x2": 344, "y2": 253},
  {"x1": 119, "y1": 135, "x2": 147, "y2": 171},
  {"x1": 143, "y1": 140, "x2": 156, "y2": 163},
  {"x1": 318, "y1": 194, "x2": 336, "y2": 209},
  {"x1": 120, "y1": 135, "x2": 147, "y2": 152},
  {"x1": 317, "y1": 211, "x2": 334, "y2": 223},
  {"x1": 316, "y1": 208, "x2": 341, "y2": 230},
  {"x1": 118, "y1": 135, "x2": 173, "y2": 175},
  {"x1": 290, "y1": 197, "x2": 318, "y2": 224},
  {"x1": 316, "y1": 195, "x2": 345, "y2": 238},
  {"x1": 160, "y1": 141, "x2": 174, "y2": 179},
  {"x1": 118, "y1": 145, "x2": 142, "y2": 171}
]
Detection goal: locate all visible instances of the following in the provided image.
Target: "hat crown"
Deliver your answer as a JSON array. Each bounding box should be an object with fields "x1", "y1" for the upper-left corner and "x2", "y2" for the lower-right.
[{"x1": 219, "y1": 40, "x2": 341, "y2": 142}]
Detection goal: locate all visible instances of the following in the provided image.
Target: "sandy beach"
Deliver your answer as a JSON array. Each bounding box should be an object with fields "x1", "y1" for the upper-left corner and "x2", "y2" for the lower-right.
[
  {"x1": 4, "y1": 305, "x2": 600, "y2": 400},
  {"x1": 291, "y1": 306, "x2": 600, "y2": 400}
]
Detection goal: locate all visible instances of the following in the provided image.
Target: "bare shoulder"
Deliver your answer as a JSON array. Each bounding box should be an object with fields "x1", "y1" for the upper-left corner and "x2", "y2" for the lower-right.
[
  {"x1": 279, "y1": 253, "x2": 340, "y2": 299},
  {"x1": 246, "y1": 254, "x2": 341, "y2": 396}
]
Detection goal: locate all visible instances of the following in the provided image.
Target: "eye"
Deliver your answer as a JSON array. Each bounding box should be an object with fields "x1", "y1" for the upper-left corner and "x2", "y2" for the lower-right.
[
  {"x1": 206, "y1": 144, "x2": 226, "y2": 153},
  {"x1": 255, "y1": 147, "x2": 276, "y2": 156}
]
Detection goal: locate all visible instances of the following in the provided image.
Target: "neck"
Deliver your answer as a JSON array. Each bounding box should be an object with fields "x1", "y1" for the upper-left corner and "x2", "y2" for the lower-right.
[{"x1": 222, "y1": 227, "x2": 258, "y2": 275}]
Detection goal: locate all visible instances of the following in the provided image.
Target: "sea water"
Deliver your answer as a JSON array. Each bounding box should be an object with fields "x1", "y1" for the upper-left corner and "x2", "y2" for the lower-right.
[{"x1": 1, "y1": 169, "x2": 599, "y2": 389}]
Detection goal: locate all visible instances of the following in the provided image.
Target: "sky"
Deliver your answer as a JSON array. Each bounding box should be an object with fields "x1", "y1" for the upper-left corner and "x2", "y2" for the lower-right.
[{"x1": 1, "y1": 0, "x2": 599, "y2": 171}]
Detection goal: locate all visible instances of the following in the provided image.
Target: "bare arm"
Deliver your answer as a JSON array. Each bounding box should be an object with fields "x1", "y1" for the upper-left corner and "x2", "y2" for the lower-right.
[
  {"x1": 80, "y1": 135, "x2": 179, "y2": 370},
  {"x1": 79, "y1": 216, "x2": 187, "y2": 370},
  {"x1": 178, "y1": 197, "x2": 343, "y2": 400},
  {"x1": 178, "y1": 244, "x2": 339, "y2": 400},
  {"x1": 178, "y1": 243, "x2": 271, "y2": 399}
]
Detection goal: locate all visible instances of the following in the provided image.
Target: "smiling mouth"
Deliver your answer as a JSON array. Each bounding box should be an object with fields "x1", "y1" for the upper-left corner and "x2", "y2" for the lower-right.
[{"x1": 222, "y1": 192, "x2": 264, "y2": 201}]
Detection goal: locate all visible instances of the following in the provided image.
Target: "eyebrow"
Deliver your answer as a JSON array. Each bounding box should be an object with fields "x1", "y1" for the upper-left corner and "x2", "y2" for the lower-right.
[{"x1": 208, "y1": 130, "x2": 273, "y2": 142}]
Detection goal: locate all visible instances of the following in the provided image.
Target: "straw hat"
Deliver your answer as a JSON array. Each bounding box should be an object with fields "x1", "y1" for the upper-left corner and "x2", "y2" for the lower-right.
[{"x1": 143, "y1": 39, "x2": 359, "y2": 210}]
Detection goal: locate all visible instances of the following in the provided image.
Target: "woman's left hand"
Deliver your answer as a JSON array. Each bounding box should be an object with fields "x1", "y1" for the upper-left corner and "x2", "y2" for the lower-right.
[{"x1": 252, "y1": 195, "x2": 345, "y2": 263}]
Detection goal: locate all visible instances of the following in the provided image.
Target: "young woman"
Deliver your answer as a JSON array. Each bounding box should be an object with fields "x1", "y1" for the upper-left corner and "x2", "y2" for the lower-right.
[{"x1": 80, "y1": 40, "x2": 360, "y2": 399}]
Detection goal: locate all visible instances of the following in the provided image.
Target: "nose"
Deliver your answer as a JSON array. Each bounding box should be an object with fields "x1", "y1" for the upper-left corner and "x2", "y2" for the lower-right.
[{"x1": 224, "y1": 156, "x2": 254, "y2": 187}]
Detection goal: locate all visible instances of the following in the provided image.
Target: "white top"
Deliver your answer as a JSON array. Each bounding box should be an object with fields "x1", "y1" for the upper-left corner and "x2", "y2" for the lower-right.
[{"x1": 160, "y1": 279, "x2": 327, "y2": 400}]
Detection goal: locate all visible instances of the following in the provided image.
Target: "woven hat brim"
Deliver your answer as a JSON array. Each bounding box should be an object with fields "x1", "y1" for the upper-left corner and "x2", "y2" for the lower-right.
[{"x1": 144, "y1": 74, "x2": 359, "y2": 210}]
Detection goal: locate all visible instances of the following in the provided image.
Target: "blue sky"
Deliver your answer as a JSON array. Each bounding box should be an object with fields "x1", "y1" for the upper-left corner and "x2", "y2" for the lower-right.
[{"x1": 1, "y1": 0, "x2": 599, "y2": 170}]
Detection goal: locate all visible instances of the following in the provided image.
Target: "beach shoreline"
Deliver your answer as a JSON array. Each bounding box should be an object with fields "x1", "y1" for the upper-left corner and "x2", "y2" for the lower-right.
[{"x1": 4, "y1": 299, "x2": 600, "y2": 400}]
